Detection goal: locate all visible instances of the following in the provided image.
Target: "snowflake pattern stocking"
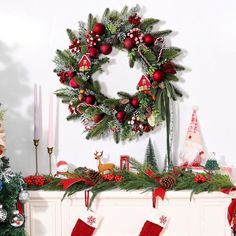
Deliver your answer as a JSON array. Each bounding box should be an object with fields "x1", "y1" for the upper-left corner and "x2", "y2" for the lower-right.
[
  {"x1": 71, "y1": 211, "x2": 102, "y2": 236},
  {"x1": 139, "y1": 209, "x2": 169, "y2": 236}
]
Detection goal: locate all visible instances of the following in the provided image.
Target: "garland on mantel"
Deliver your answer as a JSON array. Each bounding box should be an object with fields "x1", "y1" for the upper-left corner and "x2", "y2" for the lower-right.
[{"x1": 24, "y1": 158, "x2": 234, "y2": 208}]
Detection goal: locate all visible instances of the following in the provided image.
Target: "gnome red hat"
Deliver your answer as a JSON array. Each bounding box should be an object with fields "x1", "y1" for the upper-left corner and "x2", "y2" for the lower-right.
[
  {"x1": 180, "y1": 106, "x2": 205, "y2": 166},
  {"x1": 71, "y1": 211, "x2": 102, "y2": 236},
  {"x1": 139, "y1": 209, "x2": 169, "y2": 236}
]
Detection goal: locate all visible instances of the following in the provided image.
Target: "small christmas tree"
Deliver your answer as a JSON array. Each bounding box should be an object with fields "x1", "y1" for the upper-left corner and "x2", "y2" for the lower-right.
[
  {"x1": 205, "y1": 159, "x2": 220, "y2": 171},
  {"x1": 144, "y1": 138, "x2": 158, "y2": 171},
  {"x1": 0, "y1": 106, "x2": 26, "y2": 236},
  {"x1": 204, "y1": 152, "x2": 220, "y2": 171}
]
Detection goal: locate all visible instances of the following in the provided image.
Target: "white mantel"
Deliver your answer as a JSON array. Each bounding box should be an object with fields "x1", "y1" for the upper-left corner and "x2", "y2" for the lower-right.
[{"x1": 25, "y1": 190, "x2": 234, "y2": 236}]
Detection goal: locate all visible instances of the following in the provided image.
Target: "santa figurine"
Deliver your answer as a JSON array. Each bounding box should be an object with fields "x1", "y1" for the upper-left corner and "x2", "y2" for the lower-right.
[
  {"x1": 55, "y1": 160, "x2": 69, "y2": 178},
  {"x1": 179, "y1": 106, "x2": 205, "y2": 167}
]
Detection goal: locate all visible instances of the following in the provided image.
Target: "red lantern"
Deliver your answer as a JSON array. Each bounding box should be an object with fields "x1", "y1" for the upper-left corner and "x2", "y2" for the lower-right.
[{"x1": 120, "y1": 156, "x2": 130, "y2": 171}]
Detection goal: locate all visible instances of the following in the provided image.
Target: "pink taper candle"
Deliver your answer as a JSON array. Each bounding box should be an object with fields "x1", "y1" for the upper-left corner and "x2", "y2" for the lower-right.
[
  {"x1": 47, "y1": 93, "x2": 54, "y2": 148},
  {"x1": 34, "y1": 84, "x2": 39, "y2": 140}
]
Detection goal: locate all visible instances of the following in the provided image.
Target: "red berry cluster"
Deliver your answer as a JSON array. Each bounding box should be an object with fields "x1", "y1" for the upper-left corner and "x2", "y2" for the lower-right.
[
  {"x1": 127, "y1": 28, "x2": 144, "y2": 45},
  {"x1": 86, "y1": 31, "x2": 101, "y2": 48},
  {"x1": 57, "y1": 71, "x2": 69, "y2": 84},
  {"x1": 69, "y1": 38, "x2": 81, "y2": 54},
  {"x1": 128, "y1": 14, "x2": 141, "y2": 25},
  {"x1": 57, "y1": 70, "x2": 75, "y2": 84},
  {"x1": 103, "y1": 174, "x2": 123, "y2": 183},
  {"x1": 194, "y1": 174, "x2": 207, "y2": 183},
  {"x1": 24, "y1": 175, "x2": 46, "y2": 186}
]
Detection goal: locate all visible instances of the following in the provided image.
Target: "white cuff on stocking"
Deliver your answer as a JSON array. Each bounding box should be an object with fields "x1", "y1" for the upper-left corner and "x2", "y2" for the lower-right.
[
  {"x1": 79, "y1": 210, "x2": 103, "y2": 228},
  {"x1": 147, "y1": 209, "x2": 169, "y2": 228}
]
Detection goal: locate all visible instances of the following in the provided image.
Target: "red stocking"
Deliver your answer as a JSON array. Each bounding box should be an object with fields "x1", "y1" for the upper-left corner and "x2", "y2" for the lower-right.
[
  {"x1": 139, "y1": 209, "x2": 169, "y2": 236},
  {"x1": 71, "y1": 211, "x2": 102, "y2": 236}
]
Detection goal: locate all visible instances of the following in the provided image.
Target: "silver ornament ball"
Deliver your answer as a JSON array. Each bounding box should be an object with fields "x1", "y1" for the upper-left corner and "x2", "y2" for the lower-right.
[
  {"x1": 0, "y1": 204, "x2": 7, "y2": 222},
  {"x1": 19, "y1": 190, "x2": 29, "y2": 204},
  {"x1": 9, "y1": 210, "x2": 24, "y2": 227}
]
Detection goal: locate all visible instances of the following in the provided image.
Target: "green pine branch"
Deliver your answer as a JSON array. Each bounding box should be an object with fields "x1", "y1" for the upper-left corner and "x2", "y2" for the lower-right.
[
  {"x1": 117, "y1": 91, "x2": 133, "y2": 99},
  {"x1": 175, "y1": 64, "x2": 185, "y2": 71},
  {"x1": 88, "y1": 13, "x2": 97, "y2": 31},
  {"x1": 102, "y1": 8, "x2": 110, "y2": 20},
  {"x1": 56, "y1": 49, "x2": 77, "y2": 67},
  {"x1": 139, "y1": 18, "x2": 159, "y2": 31},
  {"x1": 152, "y1": 30, "x2": 172, "y2": 38},
  {"x1": 86, "y1": 116, "x2": 112, "y2": 139},
  {"x1": 67, "y1": 113, "x2": 80, "y2": 121},
  {"x1": 139, "y1": 46, "x2": 156, "y2": 65},
  {"x1": 90, "y1": 57, "x2": 110, "y2": 75},
  {"x1": 161, "y1": 47, "x2": 181, "y2": 61},
  {"x1": 66, "y1": 28, "x2": 77, "y2": 42}
]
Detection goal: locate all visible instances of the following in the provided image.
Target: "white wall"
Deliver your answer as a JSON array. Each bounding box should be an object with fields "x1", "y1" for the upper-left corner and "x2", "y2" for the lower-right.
[{"x1": 0, "y1": 0, "x2": 236, "y2": 176}]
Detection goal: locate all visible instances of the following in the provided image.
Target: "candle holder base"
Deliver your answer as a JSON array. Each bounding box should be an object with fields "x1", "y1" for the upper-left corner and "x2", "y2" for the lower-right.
[
  {"x1": 33, "y1": 139, "x2": 40, "y2": 176},
  {"x1": 47, "y1": 147, "x2": 54, "y2": 176}
]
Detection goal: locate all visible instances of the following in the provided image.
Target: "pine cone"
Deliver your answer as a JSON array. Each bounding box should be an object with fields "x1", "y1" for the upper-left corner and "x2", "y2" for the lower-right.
[
  {"x1": 85, "y1": 169, "x2": 103, "y2": 185},
  {"x1": 160, "y1": 175, "x2": 176, "y2": 189}
]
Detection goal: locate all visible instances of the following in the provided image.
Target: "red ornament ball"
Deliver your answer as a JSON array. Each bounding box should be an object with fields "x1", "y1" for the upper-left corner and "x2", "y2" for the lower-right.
[
  {"x1": 116, "y1": 111, "x2": 125, "y2": 123},
  {"x1": 152, "y1": 70, "x2": 164, "y2": 82},
  {"x1": 123, "y1": 38, "x2": 136, "y2": 50},
  {"x1": 130, "y1": 98, "x2": 139, "y2": 108},
  {"x1": 85, "y1": 95, "x2": 95, "y2": 105},
  {"x1": 69, "y1": 78, "x2": 79, "y2": 88},
  {"x1": 89, "y1": 47, "x2": 99, "y2": 58},
  {"x1": 93, "y1": 23, "x2": 105, "y2": 35},
  {"x1": 143, "y1": 34, "x2": 154, "y2": 45},
  {"x1": 68, "y1": 70, "x2": 75, "y2": 78},
  {"x1": 100, "y1": 43, "x2": 112, "y2": 55},
  {"x1": 94, "y1": 114, "x2": 104, "y2": 123}
]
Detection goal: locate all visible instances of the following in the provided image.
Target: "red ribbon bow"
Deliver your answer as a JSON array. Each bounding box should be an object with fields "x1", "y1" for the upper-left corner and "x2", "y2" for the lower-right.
[{"x1": 57, "y1": 177, "x2": 94, "y2": 190}]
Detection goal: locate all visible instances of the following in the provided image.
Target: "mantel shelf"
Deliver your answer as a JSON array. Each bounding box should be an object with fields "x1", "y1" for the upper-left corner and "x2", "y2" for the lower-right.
[{"x1": 25, "y1": 190, "x2": 234, "y2": 236}]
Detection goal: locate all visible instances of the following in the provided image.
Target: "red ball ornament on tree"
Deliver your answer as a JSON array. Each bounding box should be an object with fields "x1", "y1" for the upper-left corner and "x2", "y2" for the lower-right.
[
  {"x1": 116, "y1": 111, "x2": 125, "y2": 123},
  {"x1": 93, "y1": 23, "x2": 105, "y2": 35},
  {"x1": 85, "y1": 95, "x2": 95, "y2": 105},
  {"x1": 69, "y1": 78, "x2": 79, "y2": 88},
  {"x1": 143, "y1": 125, "x2": 150, "y2": 133},
  {"x1": 130, "y1": 98, "x2": 139, "y2": 108},
  {"x1": 143, "y1": 34, "x2": 154, "y2": 45},
  {"x1": 100, "y1": 43, "x2": 112, "y2": 55},
  {"x1": 89, "y1": 47, "x2": 99, "y2": 58},
  {"x1": 153, "y1": 70, "x2": 164, "y2": 82},
  {"x1": 123, "y1": 38, "x2": 136, "y2": 50}
]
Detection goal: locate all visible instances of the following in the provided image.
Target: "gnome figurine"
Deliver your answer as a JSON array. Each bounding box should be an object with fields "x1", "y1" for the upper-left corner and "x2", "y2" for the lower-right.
[{"x1": 180, "y1": 106, "x2": 205, "y2": 167}]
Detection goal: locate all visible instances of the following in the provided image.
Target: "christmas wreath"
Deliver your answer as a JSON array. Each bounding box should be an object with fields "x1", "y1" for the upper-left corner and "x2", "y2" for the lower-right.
[{"x1": 54, "y1": 5, "x2": 184, "y2": 143}]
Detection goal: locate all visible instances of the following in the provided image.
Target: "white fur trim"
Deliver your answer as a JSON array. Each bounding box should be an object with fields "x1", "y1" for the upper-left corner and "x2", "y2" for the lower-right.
[
  {"x1": 79, "y1": 210, "x2": 102, "y2": 228},
  {"x1": 146, "y1": 209, "x2": 169, "y2": 228}
]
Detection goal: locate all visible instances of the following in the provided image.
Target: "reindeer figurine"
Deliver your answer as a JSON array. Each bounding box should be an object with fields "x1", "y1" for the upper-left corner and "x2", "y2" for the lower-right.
[{"x1": 94, "y1": 151, "x2": 115, "y2": 175}]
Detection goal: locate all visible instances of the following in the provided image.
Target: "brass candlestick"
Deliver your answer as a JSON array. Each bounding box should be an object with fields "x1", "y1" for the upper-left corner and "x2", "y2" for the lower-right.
[
  {"x1": 33, "y1": 139, "x2": 40, "y2": 176},
  {"x1": 47, "y1": 147, "x2": 53, "y2": 176}
]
